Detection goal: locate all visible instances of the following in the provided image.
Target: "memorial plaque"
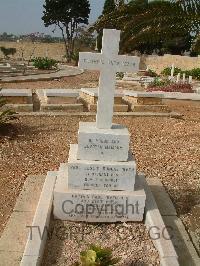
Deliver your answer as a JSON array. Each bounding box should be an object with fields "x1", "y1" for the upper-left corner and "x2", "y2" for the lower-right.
[
  {"x1": 54, "y1": 171, "x2": 146, "y2": 222},
  {"x1": 67, "y1": 145, "x2": 136, "y2": 190},
  {"x1": 77, "y1": 122, "x2": 130, "y2": 162}
]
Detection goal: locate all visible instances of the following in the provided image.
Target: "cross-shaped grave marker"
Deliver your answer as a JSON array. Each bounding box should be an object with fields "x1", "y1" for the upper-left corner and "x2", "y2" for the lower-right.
[{"x1": 79, "y1": 29, "x2": 140, "y2": 129}]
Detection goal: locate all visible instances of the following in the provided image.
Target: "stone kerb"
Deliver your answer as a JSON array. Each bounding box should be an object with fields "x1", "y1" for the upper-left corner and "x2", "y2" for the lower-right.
[
  {"x1": 45, "y1": 89, "x2": 80, "y2": 104},
  {"x1": 1, "y1": 89, "x2": 32, "y2": 104},
  {"x1": 80, "y1": 88, "x2": 128, "y2": 112},
  {"x1": 123, "y1": 91, "x2": 171, "y2": 113},
  {"x1": 37, "y1": 89, "x2": 84, "y2": 112},
  {"x1": 0, "y1": 89, "x2": 33, "y2": 112}
]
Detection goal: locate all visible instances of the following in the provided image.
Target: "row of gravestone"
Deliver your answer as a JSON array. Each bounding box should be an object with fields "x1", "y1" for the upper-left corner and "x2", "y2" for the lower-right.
[
  {"x1": 1, "y1": 88, "x2": 200, "y2": 114},
  {"x1": 0, "y1": 88, "x2": 174, "y2": 113}
]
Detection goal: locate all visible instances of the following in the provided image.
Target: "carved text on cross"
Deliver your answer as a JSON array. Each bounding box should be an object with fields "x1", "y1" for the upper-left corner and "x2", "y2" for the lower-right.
[{"x1": 79, "y1": 29, "x2": 139, "y2": 129}]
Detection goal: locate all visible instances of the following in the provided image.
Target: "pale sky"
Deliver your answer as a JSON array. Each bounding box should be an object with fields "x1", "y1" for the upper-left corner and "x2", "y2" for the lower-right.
[{"x1": 0, "y1": 0, "x2": 104, "y2": 36}]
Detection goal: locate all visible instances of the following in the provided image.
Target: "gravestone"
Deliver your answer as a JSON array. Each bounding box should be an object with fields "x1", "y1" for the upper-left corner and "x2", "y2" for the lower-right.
[{"x1": 53, "y1": 29, "x2": 146, "y2": 222}]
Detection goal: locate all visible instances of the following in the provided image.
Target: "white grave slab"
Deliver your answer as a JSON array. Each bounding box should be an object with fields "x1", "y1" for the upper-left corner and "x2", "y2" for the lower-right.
[
  {"x1": 79, "y1": 29, "x2": 140, "y2": 129},
  {"x1": 45, "y1": 89, "x2": 80, "y2": 97},
  {"x1": 77, "y1": 122, "x2": 130, "y2": 162},
  {"x1": 124, "y1": 91, "x2": 164, "y2": 98},
  {"x1": 67, "y1": 144, "x2": 136, "y2": 190},
  {"x1": 1, "y1": 89, "x2": 32, "y2": 97},
  {"x1": 54, "y1": 170, "x2": 146, "y2": 222}
]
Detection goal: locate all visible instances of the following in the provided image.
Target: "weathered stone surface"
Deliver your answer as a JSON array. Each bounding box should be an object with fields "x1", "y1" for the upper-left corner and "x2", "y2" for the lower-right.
[
  {"x1": 1, "y1": 89, "x2": 32, "y2": 104},
  {"x1": 87, "y1": 104, "x2": 128, "y2": 113},
  {"x1": 124, "y1": 96, "x2": 162, "y2": 105},
  {"x1": 67, "y1": 144, "x2": 136, "y2": 190},
  {"x1": 45, "y1": 89, "x2": 80, "y2": 104},
  {"x1": 40, "y1": 103, "x2": 83, "y2": 112},
  {"x1": 130, "y1": 104, "x2": 171, "y2": 113},
  {"x1": 77, "y1": 122, "x2": 130, "y2": 161},
  {"x1": 124, "y1": 91, "x2": 164, "y2": 98},
  {"x1": 53, "y1": 172, "x2": 146, "y2": 222}
]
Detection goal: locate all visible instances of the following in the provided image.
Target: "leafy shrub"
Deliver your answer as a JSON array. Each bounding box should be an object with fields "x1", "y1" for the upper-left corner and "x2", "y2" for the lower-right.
[
  {"x1": 32, "y1": 57, "x2": 57, "y2": 70},
  {"x1": 147, "y1": 83, "x2": 193, "y2": 93},
  {"x1": 161, "y1": 67, "x2": 182, "y2": 76},
  {"x1": 71, "y1": 50, "x2": 80, "y2": 66},
  {"x1": 116, "y1": 72, "x2": 124, "y2": 79},
  {"x1": 184, "y1": 68, "x2": 200, "y2": 80},
  {"x1": 161, "y1": 67, "x2": 200, "y2": 80},
  {"x1": 0, "y1": 89, "x2": 16, "y2": 125},
  {"x1": 144, "y1": 69, "x2": 158, "y2": 77},
  {"x1": 0, "y1": 46, "x2": 17, "y2": 58},
  {"x1": 73, "y1": 245, "x2": 120, "y2": 266},
  {"x1": 148, "y1": 77, "x2": 171, "y2": 88}
]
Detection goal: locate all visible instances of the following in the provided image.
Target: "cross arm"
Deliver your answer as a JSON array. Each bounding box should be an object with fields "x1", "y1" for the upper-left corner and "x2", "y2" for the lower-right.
[{"x1": 78, "y1": 52, "x2": 103, "y2": 71}]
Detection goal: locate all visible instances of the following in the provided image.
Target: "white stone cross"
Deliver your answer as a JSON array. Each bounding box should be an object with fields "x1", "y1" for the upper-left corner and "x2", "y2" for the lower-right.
[{"x1": 78, "y1": 29, "x2": 140, "y2": 129}]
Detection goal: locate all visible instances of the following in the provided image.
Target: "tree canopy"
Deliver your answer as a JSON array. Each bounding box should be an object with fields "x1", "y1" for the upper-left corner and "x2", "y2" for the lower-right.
[
  {"x1": 42, "y1": 0, "x2": 90, "y2": 60},
  {"x1": 94, "y1": 0, "x2": 200, "y2": 54}
]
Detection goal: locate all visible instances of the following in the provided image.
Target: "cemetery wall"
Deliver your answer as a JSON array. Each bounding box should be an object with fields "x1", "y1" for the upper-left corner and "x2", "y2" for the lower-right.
[
  {"x1": 145, "y1": 54, "x2": 200, "y2": 73},
  {"x1": 0, "y1": 41, "x2": 66, "y2": 61}
]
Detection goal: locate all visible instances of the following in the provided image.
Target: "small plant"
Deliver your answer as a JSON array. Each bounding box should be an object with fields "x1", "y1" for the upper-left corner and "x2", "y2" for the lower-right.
[
  {"x1": 71, "y1": 50, "x2": 80, "y2": 66},
  {"x1": 144, "y1": 69, "x2": 158, "y2": 77},
  {"x1": 148, "y1": 77, "x2": 171, "y2": 88},
  {"x1": 0, "y1": 89, "x2": 16, "y2": 125},
  {"x1": 185, "y1": 68, "x2": 200, "y2": 80},
  {"x1": 161, "y1": 67, "x2": 182, "y2": 76},
  {"x1": 73, "y1": 245, "x2": 120, "y2": 266},
  {"x1": 116, "y1": 72, "x2": 124, "y2": 79},
  {"x1": 32, "y1": 57, "x2": 57, "y2": 70},
  {"x1": 0, "y1": 46, "x2": 16, "y2": 58}
]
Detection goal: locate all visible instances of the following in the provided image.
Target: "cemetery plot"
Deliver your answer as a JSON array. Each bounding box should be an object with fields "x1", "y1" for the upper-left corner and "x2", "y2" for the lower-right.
[
  {"x1": 0, "y1": 89, "x2": 33, "y2": 112},
  {"x1": 123, "y1": 91, "x2": 171, "y2": 113},
  {"x1": 79, "y1": 88, "x2": 128, "y2": 112},
  {"x1": 37, "y1": 89, "x2": 84, "y2": 112}
]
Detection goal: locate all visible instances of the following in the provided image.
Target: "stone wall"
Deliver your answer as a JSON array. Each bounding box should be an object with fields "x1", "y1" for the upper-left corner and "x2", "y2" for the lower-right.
[{"x1": 144, "y1": 54, "x2": 200, "y2": 73}]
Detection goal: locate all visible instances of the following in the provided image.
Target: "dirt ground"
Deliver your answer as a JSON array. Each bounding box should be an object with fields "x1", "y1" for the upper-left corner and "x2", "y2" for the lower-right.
[{"x1": 0, "y1": 72, "x2": 200, "y2": 255}]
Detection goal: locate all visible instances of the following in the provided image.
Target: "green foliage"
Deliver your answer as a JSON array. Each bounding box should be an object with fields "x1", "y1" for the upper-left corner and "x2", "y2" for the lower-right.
[
  {"x1": 161, "y1": 67, "x2": 182, "y2": 76},
  {"x1": 148, "y1": 77, "x2": 171, "y2": 88},
  {"x1": 0, "y1": 46, "x2": 17, "y2": 58},
  {"x1": 161, "y1": 67, "x2": 200, "y2": 80},
  {"x1": 71, "y1": 50, "x2": 80, "y2": 66},
  {"x1": 102, "y1": 0, "x2": 116, "y2": 15},
  {"x1": 32, "y1": 57, "x2": 57, "y2": 70},
  {"x1": 0, "y1": 89, "x2": 16, "y2": 125},
  {"x1": 145, "y1": 69, "x2": 158, "y2": 77},
  {"x1": 42, "y1": 0, "x2": 90, "y2": 60},
  {"x1": 73, "y1": 245, "x2": 120, "y2": 266},
  {"x1": 93, "y1": 0, "x2": 200, "y2": 54},
  {"x1": 185, "y1": 68, "x2": 200, "y2": 80},
  {"x1": 116, "y1": 72, "x2": 124, "y2": 79}
]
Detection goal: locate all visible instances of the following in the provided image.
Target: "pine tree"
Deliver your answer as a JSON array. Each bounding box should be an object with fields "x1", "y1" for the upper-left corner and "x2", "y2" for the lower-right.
[{"x1": 102, "y1": 0, "x2": 116, "y2": 15}]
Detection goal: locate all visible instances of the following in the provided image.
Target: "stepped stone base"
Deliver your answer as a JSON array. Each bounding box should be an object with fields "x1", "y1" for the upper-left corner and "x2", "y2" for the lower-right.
[
  {"x1": 66, "y1": 144, "x2": 136, "y2": 190},
  {"x1": 40, "y1": 103, "x2": 83, "y2": 112},
  {"x1": 77, "y1": 122, "x2": 130, "y2": 161},
  {"x1": 1, "y1": 104, "x2": 33, "y2": 112},
  {"x1": 79, "y1": 89, "x2": 128, "y2": 112},
  {"x1": 130, "y1": 104, "x2": 171, "y2": 113},
  {"x1": 87, "y1": 103, "x2": 128, "y2": 112},
  {"x1": 53, "y1": 170, "x2": 146, "y2": 222}
]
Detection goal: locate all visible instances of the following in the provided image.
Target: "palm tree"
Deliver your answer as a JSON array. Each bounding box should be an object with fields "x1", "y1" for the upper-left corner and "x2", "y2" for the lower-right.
[{"x1": 93, "y1": 0, "x2": 200, "y2": 54}]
